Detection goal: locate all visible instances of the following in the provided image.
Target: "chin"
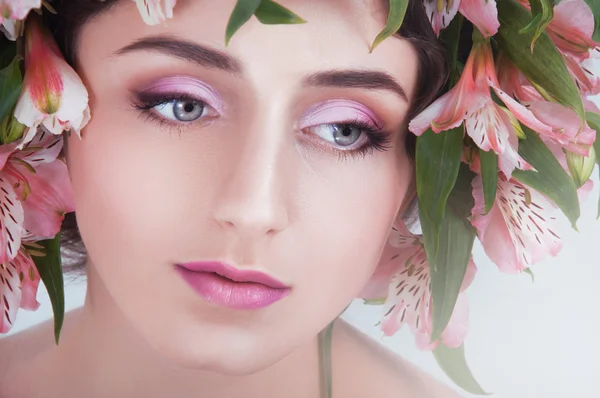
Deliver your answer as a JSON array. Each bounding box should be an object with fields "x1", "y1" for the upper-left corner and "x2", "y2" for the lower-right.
[{"x1": 148, "y1": 327, "x2": 293, "y2": 376}]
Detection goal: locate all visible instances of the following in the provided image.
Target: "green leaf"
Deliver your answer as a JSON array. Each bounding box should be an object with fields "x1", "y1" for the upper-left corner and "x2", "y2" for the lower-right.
[
  {"x1": 0, "y1": 55, "x2": 23, "y2": 124},
  {"x1": 479, "y1": 149, "x2": 498, "y2": 214},
  {"x1": 31, "y1": 233, "x2": 65, "y2": 345},
  {"x1": 512, "y1": 126, "x2": 580, "y2": 228},
  {"x1": 585, "y1": 111, "x2": 600, "y2": 218},
  {"x1": 583, "y1": 0, "x2": 600, "y2": 42},
  {"x1": 433, "y1": 344, "x2": 489, "y2": 395},
  {"x1": 496, "y1": 0, "x2": 585, "y2": 123},
  {"x1": 520, "y1": 0, "x2": 555, "y2": 51},
  {"x1": 428, "y1": 165, "x2": 477, "y2": 342},
  {"x1": 254, "y1": 0, "x2": 306, "y2": 24},
  {"x1": 438, "y1": 14, "x2": 463, "y2": 87},
  {"x1": 416, "y1": 127, "x2": 464, "y2": 263},
  {"x1": 225, "y1": 0, "x2": 263, "y2": 46},
  {"x1": 318, "y1": 320, "x2": 336, "y2": 398},
  {"x1": 369, "y1": 0, "x2": 409, "y2": 52},
  {"x1": 0, "y1": 39, "x2": 17, "y2": 70},
  {"x1": 0, "y1": 113, "x2": 25, "y2": 144}
]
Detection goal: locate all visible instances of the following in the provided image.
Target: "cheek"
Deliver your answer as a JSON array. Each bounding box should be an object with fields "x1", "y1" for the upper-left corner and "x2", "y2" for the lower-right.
[
  {"x1": 291, "y1": 153, "x2": 412, "y2": 305},
  {"x1": 65, "y1": 102, "x2": 191, "y2": 276}
]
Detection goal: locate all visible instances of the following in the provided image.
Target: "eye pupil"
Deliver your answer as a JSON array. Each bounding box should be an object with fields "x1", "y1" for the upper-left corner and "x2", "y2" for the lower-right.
[
  {"x1": 333, "y1": 125, "x2": 361, "y2": 146},
  {"x1": 173, "y1": 99, "x2": 205, "y2": 122}
]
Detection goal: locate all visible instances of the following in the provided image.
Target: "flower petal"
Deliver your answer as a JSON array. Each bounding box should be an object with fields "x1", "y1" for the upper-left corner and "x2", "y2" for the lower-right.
[
  {"x1": 13, "y1": 16, "x2": 89, "y2": 148},
  {"x1": 408, "y1": 94, "x2": 454, "y2": 135},
  {"x1": 12, "y1": 250, "x2": 39, "y2": 310},
  {"x1": 360, "y1": 222, "x2": 420, "y2": 301},
  {"x1": 0, "y1": 259, "x2": 21, "y2": 333},
  {"x1": 464, "y1": 101, "x2": 502, "y2": 152},
  {"x1": 423, "y1": 0, "x2": 461, "y2": 36},
  {"x1": 440, "y1": 292, "x2": 470, "y2": 348},
  {"x1": 381, "y1": 241, "x2": 476, "y2": 351},
  {"x1": 133, "y1": 0, "x2": 177, "y2": 25},
  {"x1": 464, "y1": 102, "x2": 531, "y2": 177},
  {"x1": 496, "y1": 105, "x2": 534, "y2": 177},
  {"x1": 548, "y1": 0, "x2": 598, "y2": 57},
  {"x1": 0, "y1": 249, "x2": 40, "y2": 333},
  {"x1": 0, "y1": 0, "x2": 41, "y2": 20},
  {"x1": 1, "y1": 19, "x2": 19, "y2": 40},
  {"x1": 563, "y1": 49, "x2": 600, "y2": 95},
  {"x1": 492, "y1": 84, "x2": 555, "y2": 137},
  {"x1": 17, "y1": 159, "x2": 74, "y2": 238},
  {"x1": 14, "y1": 130, "x2": 63, "y2": 167},
  {"x1": 381, "y1": 246, "x2": 430, "y2": 337},
  {"x1": 472, "y1": 175, "x2": 562, "y2": 273},
  {"x1": 526, "y1": 100, "x2": 596, "y2": 155},
  {"x1": 459, "y1": 0, "x2": 500, "y2": 38},
  {"x1": 0, "y1": 175, "x2": 23, "y2": 264}
]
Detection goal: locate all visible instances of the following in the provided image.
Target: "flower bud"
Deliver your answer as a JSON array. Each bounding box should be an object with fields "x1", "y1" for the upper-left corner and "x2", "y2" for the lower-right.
[{"x1": 567, "y1": 146, "x2": 596, "y2": 188}]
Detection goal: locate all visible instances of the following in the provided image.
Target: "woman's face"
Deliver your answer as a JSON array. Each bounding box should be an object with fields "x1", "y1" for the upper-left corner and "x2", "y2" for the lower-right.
[{"x1": 67, "y1": 0, "x2": 418, "y2": 374}]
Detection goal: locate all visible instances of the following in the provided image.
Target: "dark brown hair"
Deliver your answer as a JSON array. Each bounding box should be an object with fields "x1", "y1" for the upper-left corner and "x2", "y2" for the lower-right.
[{"x1": 47, "y1": 0, "x2": 447, "y2": 271}]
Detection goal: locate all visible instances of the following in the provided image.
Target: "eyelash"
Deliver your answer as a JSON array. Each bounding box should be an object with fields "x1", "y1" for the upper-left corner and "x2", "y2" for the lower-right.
[
  {"x1": 313, "y1": 118, "x2": 393, "y2": 162},
  {"x1": 131, "y1": 94, "x2": 394, "y2": 161},
  {"x1": 131, "y1": 92, "x2": 211, "y2": 131}
]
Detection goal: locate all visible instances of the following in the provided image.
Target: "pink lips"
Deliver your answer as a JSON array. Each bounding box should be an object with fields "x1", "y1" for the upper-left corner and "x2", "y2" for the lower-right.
[{"x1": 175, "y1": 261, "x2": 291, "y2": 309}]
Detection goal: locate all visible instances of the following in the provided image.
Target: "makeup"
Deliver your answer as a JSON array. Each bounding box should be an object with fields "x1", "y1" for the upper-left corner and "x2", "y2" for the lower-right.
[
  {"x1": 298, "y1": 99, "x2": 393, "y2": 160},
  {"x1": 299, "y1": 99, "x2": 384, "y2": 130},
  {"x1": 175, "y1": 261, "x2": 291, "y2": 309},
  {"x1": 135, "y1": 75, "x2": 224, "y2": 113}
]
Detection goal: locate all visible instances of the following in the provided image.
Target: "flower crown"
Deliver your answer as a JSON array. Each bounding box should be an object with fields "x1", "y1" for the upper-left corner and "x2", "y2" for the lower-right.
[{"x1": 1, "y1": 0, "x2": 599, "y2": 394}]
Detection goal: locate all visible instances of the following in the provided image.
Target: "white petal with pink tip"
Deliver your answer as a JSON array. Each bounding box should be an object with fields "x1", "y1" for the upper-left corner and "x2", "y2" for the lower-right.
[{"x1": 472, "y1": 175, "x2": 562, "y2": 273}]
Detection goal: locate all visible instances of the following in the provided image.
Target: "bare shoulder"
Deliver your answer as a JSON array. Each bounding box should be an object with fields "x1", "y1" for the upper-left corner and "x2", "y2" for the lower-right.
[
  {"x1": 0, "y1": 308, "x2": 82, "y2": 391},
  {"x1": 332, "y1": 319, "x2": 463, "y2": 398},
  {"x1": 0, "y1": 323, "x2": 47, "y2": 370}
]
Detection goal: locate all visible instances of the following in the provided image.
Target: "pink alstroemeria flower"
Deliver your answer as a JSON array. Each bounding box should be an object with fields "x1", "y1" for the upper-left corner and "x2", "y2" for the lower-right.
[
  {"x1": 517, "y1": 0, "x2": 600, "y2": 94},
  {"x1": 0, "y1": 131, "x2": 74, "y2": 264},
  {"x1": 546, "y1": 0, "x2": 599, "y2": 59},
  {"x1": 0, "y1": 0, "x2": 40, "y2": 40},
  {"x1": 408, "y1": 40, "x2": 556, "y2": 177},
  {"x1": 13, "y1": 15, "x2": 90, "y2": 149},
  {"x1": 562, "y1": 49, "x2": 600, "y2": 95},
  {"x1": 370, "y1": 221, "x2": 476, "y2": 350},
  {"x1": 471, "y1": 173, "x2": 562, "y2": 274},
  {"x1": 0, "y1": 131, "x2": 73, "y2": 334},
  {"x1": 133, "y1": 0, "x2": 177, "y2": 25},
  {"x1": 423, "y1": 0, "x2": 500, "y2": 38},
  {"x1": 0, "y1": 249, "x2": 40, "y2": 333},
  {"x1": 496, "y1": 55, "x2": 597, "y2": 155}
]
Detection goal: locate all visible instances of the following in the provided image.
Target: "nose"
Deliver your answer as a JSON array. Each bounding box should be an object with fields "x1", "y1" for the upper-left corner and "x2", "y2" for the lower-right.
[{"x1": 212, "y1": 118, "x2": 292, "y2": 241}]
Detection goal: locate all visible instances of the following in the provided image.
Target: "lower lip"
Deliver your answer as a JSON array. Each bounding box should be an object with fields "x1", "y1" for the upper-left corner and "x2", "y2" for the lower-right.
[{"x1": 175, "y1": 267, "x2": 291, "y2": 309}]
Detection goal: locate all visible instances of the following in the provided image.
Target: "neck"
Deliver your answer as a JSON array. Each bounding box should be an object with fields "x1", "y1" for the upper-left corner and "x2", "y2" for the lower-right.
[{"x1": 19, "y1": 263, "x2": 321, "y2": 398}]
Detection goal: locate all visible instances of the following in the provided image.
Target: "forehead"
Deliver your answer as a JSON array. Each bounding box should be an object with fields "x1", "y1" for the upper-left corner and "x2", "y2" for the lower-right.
[{"x1": 79, "y1": 0, "x2": 419, "y2": 99}]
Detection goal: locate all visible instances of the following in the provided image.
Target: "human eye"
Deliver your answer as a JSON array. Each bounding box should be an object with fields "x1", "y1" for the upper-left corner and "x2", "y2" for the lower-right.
[
  {"x1": 132, "y1": 92, "x2": 218, "y2": 127},
  {"x1": 301, "y1": 101, "x2": 394, "y2": 161}
]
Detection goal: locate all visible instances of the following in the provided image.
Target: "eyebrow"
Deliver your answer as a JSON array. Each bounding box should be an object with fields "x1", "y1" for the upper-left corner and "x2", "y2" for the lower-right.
[
  {"x1": 115, "y1": 35, "x2": 243, "y2": 74},
  {"x1": 303, "y1": 70, "x2": 409, "y2": 103},
  {"x1": 115, "y1": 36, "x2": 408, "y2": 102}
]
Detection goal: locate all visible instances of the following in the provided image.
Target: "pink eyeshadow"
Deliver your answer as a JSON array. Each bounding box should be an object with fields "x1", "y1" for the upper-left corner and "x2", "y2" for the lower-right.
[
  {"x1": 139, "y1": 76, "x2": 224, "y2": 112},
  {"x1": 299, "y1": 100, "x2": 383, "y2": 129}
]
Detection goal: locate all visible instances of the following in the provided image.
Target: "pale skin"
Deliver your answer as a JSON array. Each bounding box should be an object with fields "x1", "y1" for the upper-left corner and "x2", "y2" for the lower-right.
[{"x1": 0, "y1": 0, "x2": 461, "y2": 396}]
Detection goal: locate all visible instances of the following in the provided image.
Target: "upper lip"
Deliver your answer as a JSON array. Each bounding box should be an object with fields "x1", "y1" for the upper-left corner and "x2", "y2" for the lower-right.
[{"x1": 176, "y1": 261, "x2": 290, "y2": 289}]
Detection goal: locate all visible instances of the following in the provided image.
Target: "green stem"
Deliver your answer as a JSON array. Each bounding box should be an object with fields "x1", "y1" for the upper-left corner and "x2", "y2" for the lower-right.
[{"x1": 318, "y1": 319, "x2": 336, "y2": 398}]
